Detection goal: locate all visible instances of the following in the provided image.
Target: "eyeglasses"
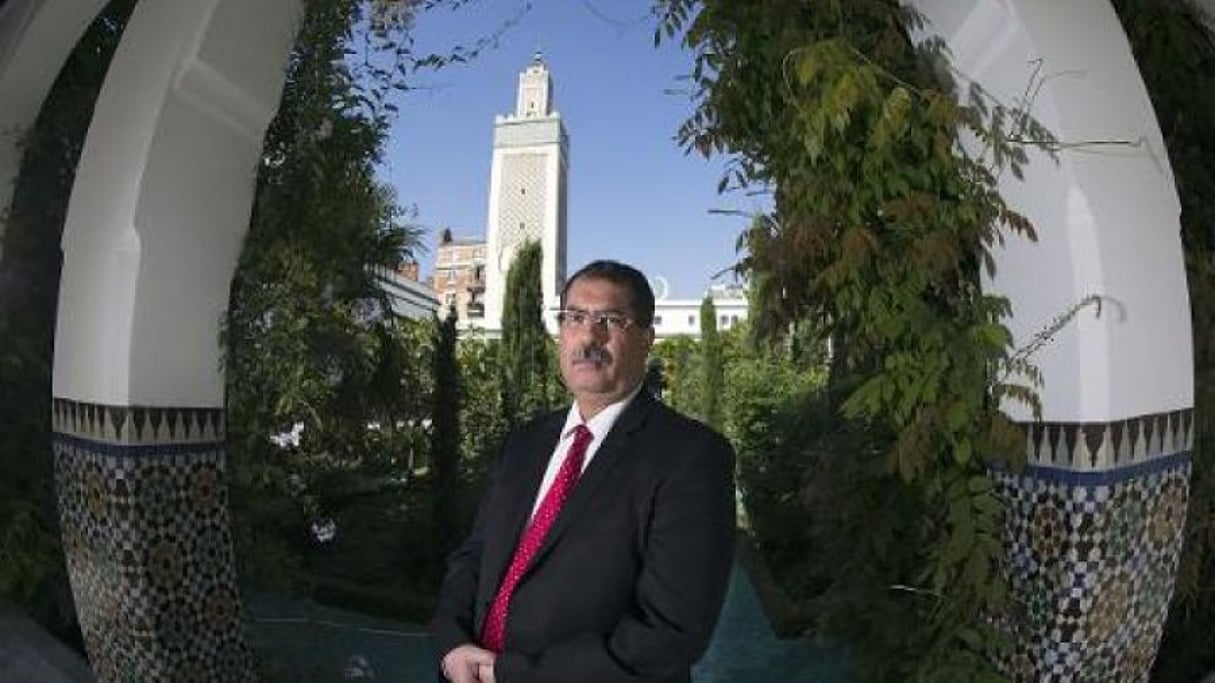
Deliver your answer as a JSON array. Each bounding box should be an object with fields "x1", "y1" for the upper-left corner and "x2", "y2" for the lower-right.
[{"x1": 555, "y1": 308, "x2": 642, "y2": 332}]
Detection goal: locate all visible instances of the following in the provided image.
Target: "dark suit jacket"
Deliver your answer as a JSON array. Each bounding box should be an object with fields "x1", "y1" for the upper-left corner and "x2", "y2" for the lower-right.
[{"x1": 430, "y1": 389, "x2": 736, "y2": 682}]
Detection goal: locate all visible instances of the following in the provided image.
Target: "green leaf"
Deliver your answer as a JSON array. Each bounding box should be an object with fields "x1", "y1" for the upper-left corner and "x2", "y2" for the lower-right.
[{"x1": 952, "y1": 437, "x2": 973, "y2": 466}]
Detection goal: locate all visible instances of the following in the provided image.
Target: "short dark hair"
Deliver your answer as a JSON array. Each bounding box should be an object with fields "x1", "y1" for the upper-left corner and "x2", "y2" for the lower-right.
[{"x1": 561, "y1": 260, "x2": 655, "y2": 327}]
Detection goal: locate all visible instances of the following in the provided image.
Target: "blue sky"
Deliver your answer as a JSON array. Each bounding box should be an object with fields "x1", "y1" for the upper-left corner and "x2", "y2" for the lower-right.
[{"x1": 378, "y1": 0, "x2": 762, "y2": 298}]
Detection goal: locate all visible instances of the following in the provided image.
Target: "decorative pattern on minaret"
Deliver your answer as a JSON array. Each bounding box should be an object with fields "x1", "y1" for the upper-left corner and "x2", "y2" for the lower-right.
[{"x1": 498, "y1": 154, "x2": 547, "y2": 247}]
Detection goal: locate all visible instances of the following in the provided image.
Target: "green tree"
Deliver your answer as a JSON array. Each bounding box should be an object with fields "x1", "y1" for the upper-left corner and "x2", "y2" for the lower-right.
[
  {"x1": 723, "y1": 344, "x2": 828, "y2": 627},
  {"x1": 651, "y1": 335, "x2": 702, "y2": 416},
  {"x1": 700, "y1": 295, "x2": 723, "y2": 428},
  {"x1": 223, "y1": 0, "x2": 425, "y2": 591},
  {"x1": 499, "y1": 240, "x2": 554, "y2": 427},
  {"x1": 455, "y1": 337, "x2": 507, "y2": 494},
  {"x1": 643, "y1": 356, "x2": 666, "y2": 400},
  {"x1": 431, "y1": 310, "x2": 461, "y2": 570}
]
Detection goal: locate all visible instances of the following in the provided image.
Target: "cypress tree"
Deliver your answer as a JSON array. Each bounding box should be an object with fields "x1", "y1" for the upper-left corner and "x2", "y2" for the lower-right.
[
  {"x1": 431, "y1": 309, "x2": 461, "y2": 570},
  {"x1": 499, "y1": 240, "x2": 551, "y2": 426},
  {"x1": 700, "y1": 294, "x2": 723, "y2": 428}
]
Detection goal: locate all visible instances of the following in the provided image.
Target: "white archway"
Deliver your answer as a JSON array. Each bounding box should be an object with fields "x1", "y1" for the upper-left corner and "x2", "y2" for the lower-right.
[{"x1": 2, "y1": 0, "x2": 301, "y2": 678}]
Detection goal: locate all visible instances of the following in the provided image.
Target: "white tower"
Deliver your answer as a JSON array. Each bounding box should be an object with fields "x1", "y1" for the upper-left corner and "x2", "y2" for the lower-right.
[{"x1": 483, "y1": 52, "x2": 569, "y2": 333}]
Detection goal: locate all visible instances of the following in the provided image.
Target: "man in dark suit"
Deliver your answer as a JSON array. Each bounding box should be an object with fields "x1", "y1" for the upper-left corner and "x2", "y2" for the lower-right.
[{"x1": 431, "y1": 260, "x2": 736, "y2": 683}]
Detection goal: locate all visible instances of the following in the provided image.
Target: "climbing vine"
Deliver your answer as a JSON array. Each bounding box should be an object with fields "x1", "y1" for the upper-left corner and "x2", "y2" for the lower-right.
[{"x1": 658, "y1": 1, "x2": 1054, "y2": 678}]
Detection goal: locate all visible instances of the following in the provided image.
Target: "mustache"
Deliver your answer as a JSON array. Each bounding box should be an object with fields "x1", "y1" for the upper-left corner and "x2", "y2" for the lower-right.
[{"x1": 570, "y1": 345, "x2": 611, "y2": 364}]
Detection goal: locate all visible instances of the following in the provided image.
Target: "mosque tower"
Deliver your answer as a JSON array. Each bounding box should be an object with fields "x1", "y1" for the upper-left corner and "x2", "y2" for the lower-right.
[{"x1": 482, "y1": 51, "x2": 569, "y2": 333}]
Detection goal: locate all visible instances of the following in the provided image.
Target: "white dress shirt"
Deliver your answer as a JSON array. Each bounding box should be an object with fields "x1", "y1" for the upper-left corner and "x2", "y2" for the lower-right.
[{"x1": 528, "y1": 385, "x2": 644, "y2": 520}]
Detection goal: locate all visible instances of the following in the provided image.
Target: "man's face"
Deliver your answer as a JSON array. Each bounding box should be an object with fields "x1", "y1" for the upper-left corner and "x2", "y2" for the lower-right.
[{"x1": 558, "y1": 277, "x2": 654, "y2": 416}]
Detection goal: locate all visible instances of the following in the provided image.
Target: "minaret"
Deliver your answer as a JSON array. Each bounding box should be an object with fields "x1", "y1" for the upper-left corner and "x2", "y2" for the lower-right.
[{"x1": 483, "y1": 52, "x2": 569, "y2": 333}]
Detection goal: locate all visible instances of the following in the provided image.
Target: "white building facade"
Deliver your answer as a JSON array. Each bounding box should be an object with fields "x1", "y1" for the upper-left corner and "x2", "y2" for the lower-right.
[{"x1": 651, "y1": 282, "x2": 748, "y2": 340}]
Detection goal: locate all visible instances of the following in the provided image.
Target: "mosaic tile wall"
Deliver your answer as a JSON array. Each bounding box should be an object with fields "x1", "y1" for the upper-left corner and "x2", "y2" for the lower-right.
[
  {"x1": 52, "y1": 398, "x2": 252, "y2": 682},
  {"x1": 995, "y1": 409, "x2": 1193, "y2": 682}
]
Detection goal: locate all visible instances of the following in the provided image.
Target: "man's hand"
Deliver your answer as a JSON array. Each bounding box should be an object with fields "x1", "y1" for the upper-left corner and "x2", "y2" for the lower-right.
[{"x1": 441, "y1": 644, "x2": 496, "y2": 683}]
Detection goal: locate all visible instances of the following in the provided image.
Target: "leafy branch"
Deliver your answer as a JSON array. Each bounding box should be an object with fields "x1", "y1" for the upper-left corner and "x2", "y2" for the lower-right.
[
  {"x1": 655, "y1": 1, "x2": 1070, "y2": 678},
  {"x1": 993, "y1": 294, "x2": 1106, "y2": 400}
]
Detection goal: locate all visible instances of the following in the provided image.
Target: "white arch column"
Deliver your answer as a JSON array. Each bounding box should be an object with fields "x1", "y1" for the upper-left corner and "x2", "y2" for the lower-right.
[
  {"x1": 49, "y1": 0, "x2": 300, "y2": 679},
  {"x1": 0, "y1": 0, "x2": 109, "y2": 262},
  {"x1": 914, "y1": 0, "x2": 1193, "y2": 679}
]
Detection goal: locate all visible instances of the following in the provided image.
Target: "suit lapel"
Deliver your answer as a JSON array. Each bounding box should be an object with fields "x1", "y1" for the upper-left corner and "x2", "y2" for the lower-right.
[
  {"x1": 526, "y1": 391, "x2": 658, "y2": 572},
  {"x1": 482, "y1": 412, "x2": 563, "y2": 593}
]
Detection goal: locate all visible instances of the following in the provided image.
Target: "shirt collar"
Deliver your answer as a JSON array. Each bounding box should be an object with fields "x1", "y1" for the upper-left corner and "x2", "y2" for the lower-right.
[{"x1": 560, "y1": 384, "x2": 645, "y2": 443}]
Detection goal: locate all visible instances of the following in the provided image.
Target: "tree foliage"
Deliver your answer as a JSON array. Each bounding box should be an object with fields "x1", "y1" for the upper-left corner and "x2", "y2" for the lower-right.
[
  {"x1": 219, "y1": 0, "x2": 539, "y2": 623},
  {"x1": 431, "y1": 310, "x2": 461, "y2": 570},
  {"x1": 223, "y1": 0, "x2": 429, "y2": 592},
  {"x1": 699, "y1": 295, "x2": 723, "y2": 428},
  {"x1": 499, "y1": 240, "x2": 556, "y2": 426},
  {"x1": 659, "y1": 1, "x2": 1054, "y2": 678},
  {"x1": 651, "y1": 335, "x2": 702, "y2": 417},
  {"x1": 722, "y1": 337, "x2": 826, "y2": 592},
  {"x1": 455, "y1": 337, "x2": 508, "y2": 487},
  {"x1": 653, "y1": 320, "x2": 831, "y2": 633}
]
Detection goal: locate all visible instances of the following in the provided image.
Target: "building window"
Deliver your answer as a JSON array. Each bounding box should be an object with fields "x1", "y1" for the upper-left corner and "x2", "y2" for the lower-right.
[
  {"x1": 731, "y1": 315, "x2": 739, "y2": 325},
  {"x1": 720, "y1": 315, "x2": 728, "y2": 327},
  {"x1": 520, "y1": 188, "x2": 527, "y2": 195},
  {"x1": 653, "y1": 316, "x2": 663, "y2": 326},
  {"x1": 688, "y1": 315, "x2": 695, "y2": 326},
  {"x1": 467, "y1": 297, "x2": 484, "y2": 318}
]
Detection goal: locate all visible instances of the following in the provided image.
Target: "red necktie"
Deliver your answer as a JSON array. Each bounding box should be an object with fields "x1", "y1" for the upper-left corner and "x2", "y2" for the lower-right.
[{"x1": 480, "y1": 424, "x2": 594, "y2": 652}]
